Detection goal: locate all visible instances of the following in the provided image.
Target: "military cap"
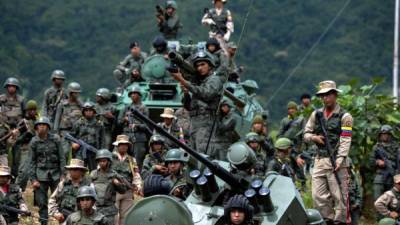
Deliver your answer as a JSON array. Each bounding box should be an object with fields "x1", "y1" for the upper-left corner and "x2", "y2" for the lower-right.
[
  {"x1": 252, "y1": 115, "x2": 264, "y2": 125},
  {"x1": 3, "y1": 77, "x2": 20, "y2": 89},
  {"x1": 287, "y1": 101, "x2": 298, "y2": 109},
  {"x1": 26, "y1": 100, "x2": 38, "y2": 110},
  {"x1": 394, "y1": 174, "x2": 400, "y2": 184},
  {"x1": 51, "y1": 70, "x2": 66, "y2": 80},
  {"x1": 274, "y1": 138, "x2": 292, "y2": 150},
  {"x1": 316, "y1": 80, "x2": 342, "y2": 96}
]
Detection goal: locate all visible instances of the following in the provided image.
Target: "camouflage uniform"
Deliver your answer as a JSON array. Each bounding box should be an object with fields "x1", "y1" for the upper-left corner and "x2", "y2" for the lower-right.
[
  {"x1": 245, "y1": 133, "x2": 269, "y2": 177},
  {"x1": 174, "y1": 107, "x2": 190, "y2": 140},
  {"x1": 141, "y1": 151, "x2": 166, "y2": 180},
  {"x1": 349, "y1": 162, "x2": 362, "y2": 225},
  {"x1": 65, "y1": 211, "x2": 110, "y2": 225},
  {"x1": 0, "y1": 122, "x2": 10, "y2": 166},
  {"x1": 28, "y1": 132, "x2": 66, "y2": 225},
  {"x1": 114, "y1": 51, "x2": 147, "y2": 85},
  {"x1": 375, "y1": 186, "x2": 400, "y2": 219},
  {"x1": 206, "y1": 38, "x2": 229, "y2": 81},
  {"x1": 158, "y1": 1, "x2": 182, "y2": 40},
  {"x1": 42, "y1": 86, "x2": 67, "y2": 123},
  {"x1": 0, "y1": 94, "x2": 25, "y2": 128}
]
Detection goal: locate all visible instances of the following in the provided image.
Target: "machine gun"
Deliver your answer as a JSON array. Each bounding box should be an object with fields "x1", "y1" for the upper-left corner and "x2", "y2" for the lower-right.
[
  {"x1": 63, "y1": 132, "x2": 98, "y2": 160},
  {"x1": 375, "y1": 148, "x2": 396, "y2": 184}
]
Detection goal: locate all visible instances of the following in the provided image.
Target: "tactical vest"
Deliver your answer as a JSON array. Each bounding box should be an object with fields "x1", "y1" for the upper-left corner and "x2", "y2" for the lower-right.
[
  {"x1": 91, "y1": 170, "x2": 117, "y2": 207},
  {"x1": 0, "y1": 123, "x2": 10, "y2": 154},
  {"x1": 68, "y1": 211, "x2": 107, "y2": 225},
  {"x1": 75, "y1": 118, "x2": 102, "y2": 147},
  {"x1": 32, "y1": 134, "x2": 61, "y2": 168},
  {"x1": 0, "y1": 94, "x2": 24, "y2": 126},
  {"x1": 45, "y1": 87, "x2": 67, "y2": 120},
  {"x1": 209, "y1": 8, "x2": 228, "y2": 34},
  {"x1": 59, "y1": 101, "x2": 82, "y2": 130},
  {"x1": 58, "y1": 178, "x2": 91, "y2": 212},
  {"x1": 0, "y1": 184, "x2": 23, "y2": 223},
  {"x1": 314, "y1": 109, "x2": 344, "y2": 157},
  {"x1": 112, "y1": 154, "x2": 137, "y2": 183}
]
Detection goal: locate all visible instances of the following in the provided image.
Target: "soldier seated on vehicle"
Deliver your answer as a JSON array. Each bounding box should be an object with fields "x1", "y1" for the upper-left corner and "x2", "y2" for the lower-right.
[
  {"x1": 0, "y1": 166, "x2": 28, "y2": 225},
  {"x1": 375, "y1": 174, "x2": 400, "y2": 223},
  {"x1": 245, "y1": 132, "x2": 269, "y2": 177},
  {"x1": 267, "y1": 138, "x2": 296, "y2": 182},
  {"x1": 205, "y1": 37, "x2": 229, "y2": 80},
  {"x1": 221, "y1": 195, "x2": 254, "y2": 225},
  {"x1": 123, "y1": 66, "x2": 145, "y2": 88},
  {"x1": 141, "y1": 135, "x2": 168, "y2": 179},
  {"x1": 164, "y1": 148, "x2": 192, "y2": 200},
  {"x1": 150, "y1": 35, "x2": 168, "y2": 56},
  {"x1": 65, "y1": 186, "x2": 111, "y2": 225}
]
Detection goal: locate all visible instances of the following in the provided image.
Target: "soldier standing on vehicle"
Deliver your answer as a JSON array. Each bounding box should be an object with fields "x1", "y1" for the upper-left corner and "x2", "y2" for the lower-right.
[
  {"x1": 0, "y1": 165, "x2": 28, "y2": 225},
  {"x1": 0, "y1": 77, "x2": 25, "y2": 128},
  {"x1": 164, "y1": 148, "x2": 191, "y2": 200},
  {"x1": 113, "y1": 42, "x2": 147, "y2": 85},
  {"x1": 28, "y1": 116, "x2": 65, "y2": 225},
  {"x1": 118, "y1": 86, "x2": 150, "y2": 170},
  {"x1": 205, "y1": 37, "x2": 229, "y2": 80},
  {"x1": 375, "y1": 174, "x2": 400, "y2": 223},
  {"x1": 90, "y1": 149, "x2": 129, "y2": 224},
  {"x1": 202, "y1": 0, "x2": 234, "y2": 42},
  {"x1": 156, "y1": 108, "x2": 180, "y2": 149},
  {"x1": 95, "y1": 88, "x2": 117, "y2": 149},
  {"x1": 123, "y1": 66, "x2": 145, "y2": 88},
  {"x1": 72, "y1": 101, "x2": 105, "y2": 171},
  {"x1": 369, "y1": 125, "x2": 400, "y2": 200},
  {"x1": 171, "y1": 50, "x2": 223, "y2": 154},
  {"x1": 222, "y1": 195, "x2": 254, "y2": 225},
  {"x1": 156, "y1": 0, "x2": 182, "y2": 40},
  {"x1": 64, "y1": 186, "x2": 111, "y2": 225},
  {"x1": 48, "y1": 159, "x2": 92, "y2": 223},
  {"x1": 141, "y1": 135, "x2": 168, "y2": 179},
  {"x1": 304, "y1": 80, "x2": 353, "y2": 225},
  {"x1": 42, "y1": 70, "x2": 67, "y2": 123}
]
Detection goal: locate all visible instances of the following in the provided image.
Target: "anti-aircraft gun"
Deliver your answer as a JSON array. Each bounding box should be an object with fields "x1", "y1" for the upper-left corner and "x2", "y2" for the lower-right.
[{"x1": 124, "y1": 109, "x2": 325, "y2": 225}]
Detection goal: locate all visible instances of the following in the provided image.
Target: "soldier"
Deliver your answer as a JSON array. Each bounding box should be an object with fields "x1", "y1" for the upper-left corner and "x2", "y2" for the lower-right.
[
  {"x1": 13, "y1": 100, "x2": 38, "y2": 189},
  {"x1": 299, "y1": 93, "x2": 313, "y2": 112},
  {"x1": 143, "y1": 174, "x2": 172, "y2": 197},
  {"x1": 113, "y1": 41, "x2": 148, "y2": 85},
  {"x1": 174, "y1": 107, "x2": 190, "y2": 141},
  {"x1": 212, "y1": 98, "x2": 239, "y2": 161},
  {"x1": 222, "y1": 195, "x2": 254, "y2": 225},
  {"x1": 90, "y1": 149, "x2": 129, "y2": 224},
  {"x1": 151, "y1": 35, "x2": 168, "y2": 56},
  {"x1": 65, "y1": 186, "x2": 111, "y2": 225},
  {"x1": 171, "y1": 50, "x2": 223, "y2": 154},
  {"x1": 28, "y1": 116, "x2": 65, "y2": 225},
  {"x1": 72, "y1": 101, "x2": 105, "y2": 171},
  {"x1": 123, "y1": 66, "x2": 144, "y2": 88},
  {"x1": 202, "y1": 0, "x2": 234, "y2": 42},
  {"x1": 156, "y1": 107, "x2": 180, "y2": 149},
  {"x1": 348, "y1": 158, "x2": 362, "y2": 225},
  {"x1": 141, "y1": 135, "x2": 168, "y2": 179},
  {"x1": 250, "y1": 115, "x2": 274, "y2": 154},
  {"x1": 0, "y1": 116, "x2": 16, "y2": 166},
  {"x1": 0, "y1": 77, "x2": 25, "y2": 128},
  {"x1": 164, "y1": 148, "x2": 191, "y2": 200},
  {"x1": 0, "y1": 165, "x2": 28, "y2": 225},
  {"x1": 370, "y1": 125, "x2": 400, "y2": 200},
  {"x1": 205, "y1": 37, "x2": 229, "y2": 80},
  {"x1": 375, "y1": 174, "x2": 400, "y2": 222},
  {"x1": 42, "y1": 70, "x2": 68, "y2": 123},
  {"x1": 267, "y1": 138, "x2": 296, "y2": 181},
  {"x1": 95, "y1": 88, "x2": 117, "y2": 149},
  {"x1": 304, "y1": 80, "x2": 353, "y2": 225},
  {"x1": 118, "y1": 86, "x2": 150, "y2": 169},
  {"x1": 227, "y1": 142, "x2": 257, "y2": 184},
  {"x1": 245, "y1": 132, "x2": 270, "y2": 177},
  {"x1": 156, "y1": 0, "x2": 182, "y2": 40},
  {"x1": 111, "y1": 135, "x2": 142, "y2": 225},
  {"x1": 48, "y1": 159, "x2": 92, "y2": 223}
]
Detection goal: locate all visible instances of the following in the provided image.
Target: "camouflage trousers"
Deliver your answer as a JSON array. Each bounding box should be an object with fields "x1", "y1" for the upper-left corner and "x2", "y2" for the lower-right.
[
  {"x1": 0, "y1": 154, "x2": 7, "y2": 166},
  {"x1": 98, "y1": 205, "x2": 118, "y2": 225},
  {"x1": 312, "y1": 158, "x2": 350, "y2": 223},
  {"x1": 189, "y1": 114, "x2": 215, "y2": 154},
  {"x1": 115, "y1": 191, "x2": 134, "y2": 225},
  {"x1": 34, "y1": 180, "x2": 59, "y2": 225},
  {"x1": 14, "y1": 144, "x2": 30, "y2": 191}
]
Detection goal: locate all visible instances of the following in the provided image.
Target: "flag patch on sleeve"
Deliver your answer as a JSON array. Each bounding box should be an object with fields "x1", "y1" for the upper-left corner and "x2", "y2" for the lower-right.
[{"x1": 341, "y1": 127, "x2": 352, "y2": 137}]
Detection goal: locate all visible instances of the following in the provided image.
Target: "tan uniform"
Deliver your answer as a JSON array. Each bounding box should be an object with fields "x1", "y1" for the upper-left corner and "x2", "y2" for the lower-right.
[
  {"x1": 304, "y1": 104, "x2": 353, "y2": 223},
  {"x1": 375, "y1": 187, "x2": 400, "y2": 217}
]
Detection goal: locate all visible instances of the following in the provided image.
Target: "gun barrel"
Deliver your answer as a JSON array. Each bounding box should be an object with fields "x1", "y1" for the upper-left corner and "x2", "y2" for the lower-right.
[
  {"x1": 130, "y1": 108, "x2": 244, "y2": 190},
  {"x1": 168, "y1": 51, "x2": 197, "y2": 75},
  {"x1": 223, "y1": 89, "x2": 246, "y2": 108}
]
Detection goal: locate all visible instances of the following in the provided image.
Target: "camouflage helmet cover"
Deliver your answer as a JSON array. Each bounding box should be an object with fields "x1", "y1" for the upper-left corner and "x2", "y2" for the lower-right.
[
  {"x1": 245, "y1": 132, "x2": 259, "y2": 143},
  {"x1": 191, "y1": 50, "x2": 216, "y2": 67}
]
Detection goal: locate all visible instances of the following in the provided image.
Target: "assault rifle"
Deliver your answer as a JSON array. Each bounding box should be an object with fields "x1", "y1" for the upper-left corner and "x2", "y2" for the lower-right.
[
  {"x1": 375, "y1": 148, "x2": 396, "y2": 183},
  {"x1": 63, "y1": 132, "x2": 98, "y2": 160}
]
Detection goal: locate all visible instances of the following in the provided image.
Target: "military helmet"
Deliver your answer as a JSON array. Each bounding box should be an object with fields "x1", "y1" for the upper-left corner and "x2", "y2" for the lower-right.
[
  {"x1": 77, "y1": 186, "x2": 97, "y2": 201},
  {"x1": 67, "y1": 82, "x2": 81, "y2": 93},
  {"x1": 206, "y1": 38, "x2": 220, "y2": 50},
  {"x1": 166, "y1": 0, "x2": 178, "y2": 9},
  {"x1": 305, "y1": 209, "x2": 325, "y2": 225},
  {"x1": 3, "y1": 77, "x2": 20, "y2": 89},
  {"x1": 96, "y1": 88, "x2": 111, "y2": 100},
  {"x1": 274, "y1": 138, "x2": 292, "y2": 150},
  {"x1": 34, "y1": 117, "x2": 51, "y2": 129},
  {"x1": 95, "y1": 149, "x2": 113, "y2": 161},
  {"x1": 164, "y1": 148, "x2": 189, "y2": 163},
  {"x1": 26, "y1": 100, "x2": 38, "y2": 110},
  {"x1": 191, "y1": 50, "x2": 215, "y2": 67},
  {"x1": 220, "y1": 97, "x2": 234, "y2": 108},
  {"x1": 227, "y1": 142, "x2": 256, "y2": 170},
  {"x1": 379, "y1": 125, "x2": 393, "y2": 135},
  {"x1": 143, "y1": 175, "x2": 172, "y2": 197},
  {"x1": 82, "y1": 101, "x2": 96, "y2": 112},
  {"x1": 224, "y1": 195, "x2": 253, "y2": 223},
  {"x1": 123, "y1": 195, "x2": 193, "y2": 225},
  {"x1": 245, "y1": 132, "x2": 259, "y2": 143},
  {"x1": 287, "y1": 101, "x2": 298, "y2": 109},
  {"x1": 51, "y1": 70, "x2": 66, "y2": 80},
  {"x1": 152, "y1": 35, "x2": 167, "y2": 49},
  {"x1": 149, "y1": 134, "x2": 165, "y2": 146},
  {"x1": 128, "y1": 86, "x2": 142, "y2": 97},
  {"x1": 252, "y1": 115, "x2": 264, "y2": 125},
  {"x1": 378, "y1": 218, "x2": 396, "y2": 225}
]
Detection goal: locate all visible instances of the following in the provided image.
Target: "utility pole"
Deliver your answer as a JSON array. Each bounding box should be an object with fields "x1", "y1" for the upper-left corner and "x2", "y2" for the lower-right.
[{"x1": 394, "y1": 0, "x2": 399, "y2": 102}]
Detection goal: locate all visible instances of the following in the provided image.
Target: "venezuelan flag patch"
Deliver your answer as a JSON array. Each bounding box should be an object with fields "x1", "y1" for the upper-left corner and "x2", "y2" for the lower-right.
[{"x1": 341, "y1": 126, "x2": 352, "y2": 137}]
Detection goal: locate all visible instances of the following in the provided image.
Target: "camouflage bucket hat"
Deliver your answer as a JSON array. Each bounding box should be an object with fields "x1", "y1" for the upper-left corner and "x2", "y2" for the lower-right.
[
  {"x1": 0, "y1": 166, "x2": 11, "y2": 176},
  {"x1": 160, "y1": 107, "x2": 176, "y2": 119},
  {"x1": 113, "y1": 134, "x2": 133, "y2": 146},
  {"x1": 316, "y1": 80, "x2": 342, "y2": 96},
  {"x1": 65, "y1": 159, "x2": 88, "y2": 171}
]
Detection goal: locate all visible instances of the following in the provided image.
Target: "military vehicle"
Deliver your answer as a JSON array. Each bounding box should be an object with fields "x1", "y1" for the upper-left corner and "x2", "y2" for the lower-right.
[
  {"x1": 114, "y1": 40, "x2": 265, "y2": 137},
  {"x1": 124, "y1": 109, "x2": 325, "y2": 225}
]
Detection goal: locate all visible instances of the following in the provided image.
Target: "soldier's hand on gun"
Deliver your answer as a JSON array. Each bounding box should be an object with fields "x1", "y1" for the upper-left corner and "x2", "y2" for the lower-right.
[
  {"x1": 11, "y1": 128, "x2": 20, "y2": 137},
  {"x1": 171, "y1": 71, "x2": 184, "y2": 83},
  {"x1": 104, "y1": 111, "x2": 114, "y2": 119},
  {"x1": 54, "y1": 213, "x2": 65, "y2": 222},
  {"x1": 154, "y1": 165, "x2": 168, "y2": 174},
  {"x1": 71, "y1": 143, "x2": 80, "y2": 151},
  {"x1": 180, "y1": 84, "x2": 189, "y2": 94},
  {"x1": 113, "y1": 178, "x2": 121, "y2": 185},
  {"x1": 376, "y1": 159, "x2": 385, "y2": 167},
  {"x1": 296, "y1": 157, "x2": 305, "y2": 167},
  {"x1": 32, "y1": 180, "x2": 41, "y2": 189},
  {"x1": 311, "y1": 135, "x2": 325, "y2": 145},
  {"x1": 390, "y1": 211, "x2": 399, "y2": 219}
]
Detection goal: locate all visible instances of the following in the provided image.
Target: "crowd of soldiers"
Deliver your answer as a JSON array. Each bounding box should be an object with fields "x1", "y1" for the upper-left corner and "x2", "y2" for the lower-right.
[{"x1": 1, "y1": 0, "x2": 400, "y2": 225}]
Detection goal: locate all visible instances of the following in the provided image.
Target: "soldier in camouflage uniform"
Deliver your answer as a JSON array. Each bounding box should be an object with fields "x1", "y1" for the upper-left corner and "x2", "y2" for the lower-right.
[
  {"x1": 48, "y1": 159, "x2": 91, "y2": 223},
  {"x1": 171, "y1": 50, "x2": 223, "y2": 154},
  {"x1": 90, "y1": 149, "x2": 129, "y2": 224},
  {"x1": 72, "y1": 101, "x2": 106, "y2": 171},
  {"x1": 123, "y1": 66, "x2": 144, "y2": 88},
  {"x1": 156, "y1": 0, "x2": 182, "y2": 40},
  {"x1": 65, "y1": 186, "x2": 111, "y2": 225},
  {"x1": 150, "y1": 36, "x2": 169, "y2": 56},
  {"x1": 211, "y1": 98, "x2": 239, "y2": 161},
  {"x1": 164, "y1": 148, "x2": 191, "y2": 200},
  {"x1": 205, "y1": 37, "x2": 229, "y2": 81},
  {"x1": 174, "y1": 107, "x2": 190, "y2": 141},
  {"x1": 348, "y1": 158, "x2": 362, "y2": 225},
  {"x1": 0, "y1": 77, "x2": 25, "y2": 128},
  {"x1": 95, "y1": 88, "x2": 117, "y2": 149},
  {"x1": 156, "y1": 108, "x2": 180, "y2": 149},
  {"x1": 0, "y1": 118, "x2": 14, "y2": 166},
  {"x1": 0, "y1": 165, "x2": 28, "y2": 225},
  {"x1": 250, "y1": 115, "x2": 274, "y2": 155},
  {"x1": 13, "y1": 100, "x2": 38, "y2": 190},
  {"x1": 202, "y1": 0, "x2": 234, "y2": 42},
  {"x1": 28, "y1": 116, "x2": 66, "y2": 225},
  {"x1": 141, "y1": 135, "x2": 168, "y2": 179},
  {"x1": 375, "y1": 174, "x2": 400, "y2": 223},
  {"x1": 113, "y1": 41, "x2": 148, "y2": 85},
  {"x1": 118, "y1": 86, "x2": 150, "y2": 170},
  {"x1": 222, "y1": 195, "x2": 254, "y2": 225},
  {"x1": 227, "y1": 142, "x2": 257, "y2": 183},
  {"x1": 245, "y1": 132, "x2": 270, "y2": 177},
  {"x1": 370, "y1": 125, "x2": 400, "y2": 200},
  {"x1": 111, "y1": 135, "x2": 142, "y2": 225},
  {"x1": 267, "y1": 138, "x2": 296, "y2": 181},
  {"x1": 42, "y1": 70, "x2": 68, "y2": 123}
]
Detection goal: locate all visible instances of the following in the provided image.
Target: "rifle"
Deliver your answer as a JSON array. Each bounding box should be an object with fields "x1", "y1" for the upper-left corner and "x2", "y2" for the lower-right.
[
  {"x1": 63, "y1": 132, "x2": 98, "y2": 160},
  {"x1": 0, "y1": 204, "x2": 31, "y2": 216},
  {"x1": 60, "y1": 208, "x2": 73, "y2": 219},
  {"x1": 156, "y1": 5, "x2": 165, "y2": 22},
  {"x1": 50, "y1": 88, "x2": 64, "y2": 122},
  {"x1": 128, "y1": 108, "x2": 153, "y2": 138},
  {"x1": 375, "y1": 148, "x2": 395, "y2": 183},
  {"x1": 0, "y1": 119, "x2": 28, "y2": 142}
]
